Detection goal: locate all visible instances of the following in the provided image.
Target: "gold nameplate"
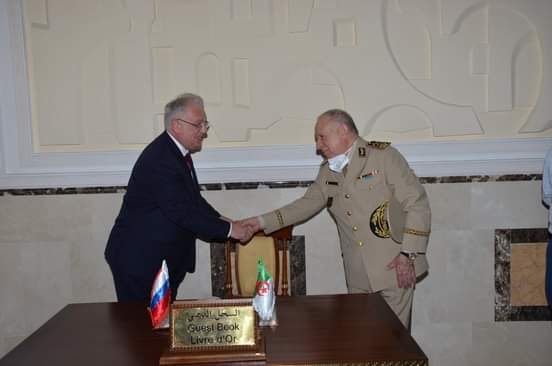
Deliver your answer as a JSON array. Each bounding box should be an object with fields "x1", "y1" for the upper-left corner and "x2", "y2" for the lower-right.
[
  {"x1": 171, "y1": 304, "x2": 255, "y2": 349},
  {"x1": 160, "y1": 299, "x2": 265, "y2": 365}
]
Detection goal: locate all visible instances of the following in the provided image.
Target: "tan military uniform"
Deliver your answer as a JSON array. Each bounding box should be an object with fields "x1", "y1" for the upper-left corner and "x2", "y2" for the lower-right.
[{"x1": 261, "y1": 138, "x2": 431, "y2": 326}]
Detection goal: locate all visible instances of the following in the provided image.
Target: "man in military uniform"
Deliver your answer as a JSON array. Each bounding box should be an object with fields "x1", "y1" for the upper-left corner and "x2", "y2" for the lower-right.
[{"x1": 242, "y1": 109, "x2": 431, "y2": 328}]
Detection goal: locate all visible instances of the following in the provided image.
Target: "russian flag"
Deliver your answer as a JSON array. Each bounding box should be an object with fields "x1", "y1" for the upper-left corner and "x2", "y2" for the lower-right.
[{"x1": 148, "y1": 259, "x2": 171, "y2": 329}]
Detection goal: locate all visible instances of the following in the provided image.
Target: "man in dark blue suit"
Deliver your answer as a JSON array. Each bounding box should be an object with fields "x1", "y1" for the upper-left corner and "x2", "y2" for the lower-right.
[
  {"x1": 543, "y1": 147, "x2": 552, "y2": 310},
  {"x1": 105, "y1": 93, "x2": 253, "y2": 302}
]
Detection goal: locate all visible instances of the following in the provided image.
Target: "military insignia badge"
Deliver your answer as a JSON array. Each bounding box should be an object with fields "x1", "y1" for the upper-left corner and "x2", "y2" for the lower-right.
[
  {"x1": 358, "y1": 147, "x2": 366, "y2": 157},
  {"x1": 369, "y1": 196, "x2": 406, "y2": 243},
  {"x1": 359, "y1": 170, "x2": 379, "y2": 180},
  {"x1": 276, "y1": 210, "x2": 285, "y2": 228},
  {"x1": 368, "y1": 141, "x2": 391, "y2": 150},
  {"x1": 370, "y1": 202, "x2": 391, "y2": 239}
]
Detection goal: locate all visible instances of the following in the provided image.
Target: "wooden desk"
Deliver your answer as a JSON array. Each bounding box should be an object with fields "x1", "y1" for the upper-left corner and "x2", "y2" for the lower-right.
[{"x1": 0, "y1": 294, "x2": 427, "y2": 366}]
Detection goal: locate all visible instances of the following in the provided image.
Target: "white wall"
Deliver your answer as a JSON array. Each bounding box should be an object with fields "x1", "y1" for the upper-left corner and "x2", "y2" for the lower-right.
[{"x1": 1, "y1": 0, "x2": 552, "y2": 188}]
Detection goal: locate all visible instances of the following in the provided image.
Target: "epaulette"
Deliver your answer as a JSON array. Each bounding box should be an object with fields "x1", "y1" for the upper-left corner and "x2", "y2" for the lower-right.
[{"x1": 367, "y1": 141, "x2": 391, "y2": 150}]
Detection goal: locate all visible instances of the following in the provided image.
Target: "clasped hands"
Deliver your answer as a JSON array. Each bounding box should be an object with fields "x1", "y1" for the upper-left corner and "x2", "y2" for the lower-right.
[{"x1": 229, "y1": 217, "x2": 262, "y2": 243}]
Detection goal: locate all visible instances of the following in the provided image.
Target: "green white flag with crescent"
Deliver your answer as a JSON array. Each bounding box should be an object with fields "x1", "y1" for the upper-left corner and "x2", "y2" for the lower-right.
[{"x1": 252, "y1": 258, "x2": 275, "y2": 321}]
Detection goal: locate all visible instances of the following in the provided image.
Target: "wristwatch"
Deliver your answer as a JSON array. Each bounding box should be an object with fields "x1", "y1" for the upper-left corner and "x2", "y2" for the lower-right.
[{"x1": 400, "y1": 251, "x2": 418, "y2": 261}]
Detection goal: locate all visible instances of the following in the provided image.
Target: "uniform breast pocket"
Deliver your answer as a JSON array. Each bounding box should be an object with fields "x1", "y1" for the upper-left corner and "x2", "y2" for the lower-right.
[
  {"x1": 324, "y1": 183, "x2": 338, "y2": 208},
  {"x1": 355, "y1": 172, "x2": 384, "y2": 191}
]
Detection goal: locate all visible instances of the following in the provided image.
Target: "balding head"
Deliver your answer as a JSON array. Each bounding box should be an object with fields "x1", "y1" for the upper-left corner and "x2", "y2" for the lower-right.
[
  {"x1": 317, "y1": 109, "x2": 359, "y2": 136},
  {"x1": 314, "y1": 109, "x2": 358, "y2": 159}
]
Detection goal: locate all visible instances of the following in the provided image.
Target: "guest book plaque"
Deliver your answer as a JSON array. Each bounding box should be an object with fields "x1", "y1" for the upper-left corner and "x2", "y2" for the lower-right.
[{"x1": 160, "y1": 299, "x2": 265, "y2": 365}]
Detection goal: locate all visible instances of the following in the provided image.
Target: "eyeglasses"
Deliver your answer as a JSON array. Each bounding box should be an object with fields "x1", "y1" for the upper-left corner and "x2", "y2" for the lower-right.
[{"x1": 175, "y1": 118, "x2": 210, "y2": 131}]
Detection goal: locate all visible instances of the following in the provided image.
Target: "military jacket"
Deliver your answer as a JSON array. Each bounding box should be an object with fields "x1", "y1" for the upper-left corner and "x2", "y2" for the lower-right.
[{"x1": 261, "y1": 138, "x2": 431, "y2": 292}]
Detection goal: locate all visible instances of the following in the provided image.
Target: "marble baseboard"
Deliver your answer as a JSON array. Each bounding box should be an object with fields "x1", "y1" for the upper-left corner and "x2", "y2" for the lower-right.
[
  {"x1": 0, "y1": 186, "x2": 126, "y2": 195},
  {"x1": 0, "y1": 174, "x2": 542, "y2": 196},
  {"x1": 210, "y1": 237, "x2": 306, "y2": 299},
  {"x1": 495, "y1": 228, "x2": 551, "y2": 321},
  {"x1": 420, "y1": 174, "x2": 541, "y2": 184}
]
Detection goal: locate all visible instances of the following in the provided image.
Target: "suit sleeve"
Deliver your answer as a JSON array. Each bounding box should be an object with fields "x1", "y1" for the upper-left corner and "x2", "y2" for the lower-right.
[
  {"x1": 261, "y1": 168, "x2": 327, "y2": 234},
  {"x1": 199, "y1": 195, "x2": 222, "y2": 218},
  {"x1": 148, "y1": 158, "x2": 230, "y2": 241},
  {"x1": 384, "y1": 147, "x2": 431, "y2": 253}
]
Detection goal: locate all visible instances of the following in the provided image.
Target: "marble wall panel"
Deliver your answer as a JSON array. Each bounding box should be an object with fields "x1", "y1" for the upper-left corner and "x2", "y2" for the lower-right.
[
  {"x1": 412, "y1": 323, "x2": 472, "y2": 366},
  {"x1": 0, "y1": 241, "x2": 72, "y2": 354},
  {"x1": 1, "y1": 177, "x2": 551, "y2": 365},
  {"x1": 495, "y1": 228, "x2": 551, "y2": 321},
  {"x1": 424, "y1": 183, "x2": 471, "y2": 230},
  {"x1": 414, "y1": 229, "x2": 494, "y2": 325},
  {"x1": 510, "y1": 243, "x2": 547, "y2": 306},
  {"x1": 175, "y1": 239, "x2": 217, "y2": 300},
  {"x1": 471, "y1": 322, "x2": 552, "y2": 366},
  {"x1": 470, "y1": 181, "x2": 547, "y2": 229}
]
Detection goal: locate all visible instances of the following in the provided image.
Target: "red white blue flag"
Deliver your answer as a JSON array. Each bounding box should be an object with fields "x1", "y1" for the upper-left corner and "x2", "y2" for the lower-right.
[{"x1": 148, "y1": 259, "x2": 171, "y2": 329}]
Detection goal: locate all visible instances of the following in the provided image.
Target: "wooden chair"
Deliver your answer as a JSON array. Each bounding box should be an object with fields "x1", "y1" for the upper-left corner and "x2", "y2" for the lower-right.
[{"x1": 224, "y1": 226, "x2": 293, "y2": 298}]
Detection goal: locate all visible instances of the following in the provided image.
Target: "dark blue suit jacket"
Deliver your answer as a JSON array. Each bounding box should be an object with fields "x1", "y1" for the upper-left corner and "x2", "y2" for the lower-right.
[{"x1": 105, "y1": 132, "x2": 230, "y2": 290}]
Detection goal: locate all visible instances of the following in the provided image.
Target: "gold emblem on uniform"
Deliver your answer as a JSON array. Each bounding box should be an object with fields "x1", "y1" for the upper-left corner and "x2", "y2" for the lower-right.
[
  {"x1": 370, "y1": 202, "x2": 391, "y2": 239},
  {"x1": 369, "y1": 196, "x2": 407, "y2": 244},
  {"x1": 367, "y1": 141, "x2": 391, "y2": 150}
]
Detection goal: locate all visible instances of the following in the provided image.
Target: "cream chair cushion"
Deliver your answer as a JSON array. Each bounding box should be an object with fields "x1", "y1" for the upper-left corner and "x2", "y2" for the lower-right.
[{"x1": 236, "y1": 236, "x2": 277, "y2": 297}]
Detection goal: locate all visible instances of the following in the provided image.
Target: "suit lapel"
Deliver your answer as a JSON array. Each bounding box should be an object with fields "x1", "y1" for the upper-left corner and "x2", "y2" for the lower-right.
[{"x1": 163, "y1": 132, "x2": 200, "y2": 194}]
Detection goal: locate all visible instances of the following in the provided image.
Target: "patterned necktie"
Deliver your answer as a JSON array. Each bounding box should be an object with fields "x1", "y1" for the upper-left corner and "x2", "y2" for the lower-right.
[
  {"x1": 184, "y1": 153, "x2": 197, "y2": 183},
  {"x1": 184, "y1": 153, "x2": 193, "y2": 171}
]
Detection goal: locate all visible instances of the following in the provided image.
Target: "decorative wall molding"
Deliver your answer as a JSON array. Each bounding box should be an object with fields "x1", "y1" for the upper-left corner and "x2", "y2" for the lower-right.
[
  {"x1": 0, "y1": 136, "x2": 549, "y2": 189},
  {"x1": 1, "y1": 0, "x2": 551, "y2": 189}
]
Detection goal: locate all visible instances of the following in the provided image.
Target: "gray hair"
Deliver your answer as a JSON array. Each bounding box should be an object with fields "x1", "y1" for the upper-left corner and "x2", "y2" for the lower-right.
[
  {"x1": 318, "y1": 109, "x2": 359, "y2": 136},
  {"x1": 164, "y1": 93, "x2": 204, "y2": 130}
]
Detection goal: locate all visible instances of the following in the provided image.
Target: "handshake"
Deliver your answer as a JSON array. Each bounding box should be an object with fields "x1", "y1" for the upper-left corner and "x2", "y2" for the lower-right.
[{"x1": 229, "y1": 216, "x2": 263, "y2": 243}]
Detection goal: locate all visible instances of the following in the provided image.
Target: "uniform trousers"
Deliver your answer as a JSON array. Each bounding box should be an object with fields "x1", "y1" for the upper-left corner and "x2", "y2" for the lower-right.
[{"x1": 350, "y1": 285, "x2": 414, "y2": 330}]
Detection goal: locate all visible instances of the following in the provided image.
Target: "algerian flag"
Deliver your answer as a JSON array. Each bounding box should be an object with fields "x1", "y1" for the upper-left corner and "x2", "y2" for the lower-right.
[{"x1": 252, "y1": 258, "x2": 275, "y2": 321}]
